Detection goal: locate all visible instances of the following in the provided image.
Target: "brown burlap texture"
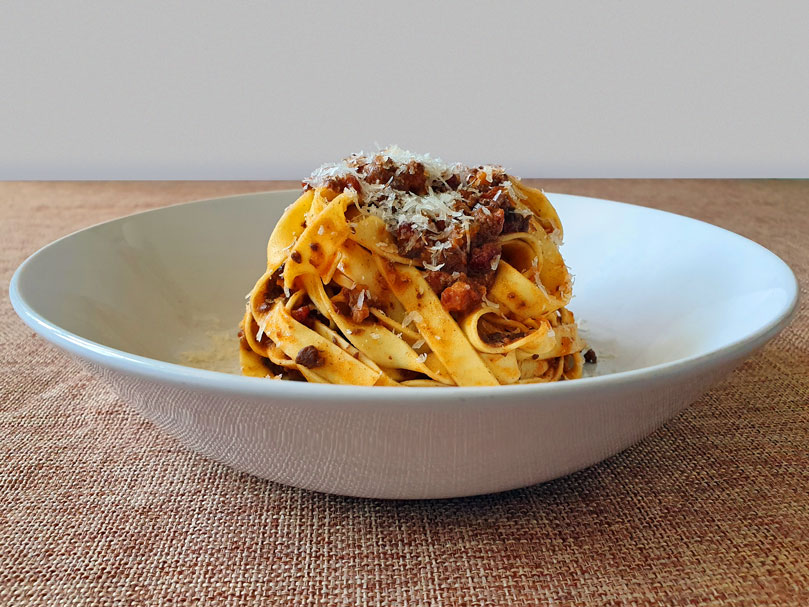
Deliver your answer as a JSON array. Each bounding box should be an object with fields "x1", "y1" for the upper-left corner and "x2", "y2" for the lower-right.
[{"x1": 2, "y1": 181, "x2": 807, "y2": 606}]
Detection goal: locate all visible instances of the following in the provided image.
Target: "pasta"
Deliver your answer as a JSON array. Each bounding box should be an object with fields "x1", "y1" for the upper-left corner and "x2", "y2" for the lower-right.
[{"x1": 239, "y1": 146, "x2": 592, "y2": 386}]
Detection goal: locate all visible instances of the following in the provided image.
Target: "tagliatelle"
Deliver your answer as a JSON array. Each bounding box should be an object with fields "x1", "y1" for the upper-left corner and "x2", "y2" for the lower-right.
[{"x1": 239, "y1": 146, "x2": 593, "y2": 386}]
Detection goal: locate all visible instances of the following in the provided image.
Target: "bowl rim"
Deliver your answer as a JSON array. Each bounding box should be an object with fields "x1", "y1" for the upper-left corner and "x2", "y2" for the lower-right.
[{"x1": 9, "y1": 190, "x2": 800, "y2": 403}]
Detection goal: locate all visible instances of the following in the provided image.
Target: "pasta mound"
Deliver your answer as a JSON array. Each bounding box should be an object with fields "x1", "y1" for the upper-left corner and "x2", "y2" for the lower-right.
[{"x1": 239, "y1": 147, "x2": 590, "y2": 386}]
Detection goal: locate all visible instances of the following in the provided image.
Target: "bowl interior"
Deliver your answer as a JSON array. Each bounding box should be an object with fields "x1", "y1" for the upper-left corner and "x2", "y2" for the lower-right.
[{"x1": 14, "y1": 191, "x2": 797, "y2": 378}]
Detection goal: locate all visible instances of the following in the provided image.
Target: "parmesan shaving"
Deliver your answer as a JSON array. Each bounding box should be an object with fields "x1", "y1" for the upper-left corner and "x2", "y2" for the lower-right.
[
  {"x1": 255, "y1": 318, "x2": 268, "y2": 342},
  {"x1": 412, "y1": 339, "x2": 425, "y2": 350},
  {"x1": 504, "y1": 179, "x2": 527, "y2": 200},
  {"x1": 532, "y1": 256, "x2": 541, "y2": 287},
  {"x1": 416, "y1": 353, "x2": 428, "y2": 364},
  {"x1": 401, "y1": 311, "x2": 424, "y2": 328},
  {"x1": 482, "y1": 293, "x2": 500, "y2": 310}
]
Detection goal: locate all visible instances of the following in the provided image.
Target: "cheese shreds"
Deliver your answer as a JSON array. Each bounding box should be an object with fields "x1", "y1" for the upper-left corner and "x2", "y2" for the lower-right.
[
  {"x1": 482, "y1": 293, "x2": 500, "y2": 310},
  {"x1": 402, "y1": 310, "x2": 424, "y2": 328},
  {"x1": 239, "y1": 148, "x2": 587, "y2": 387},
  {"x1": 256, "y1": 318, "x2": 268, "y2": 342},
  {"x1": 302, "y1": 146, "x2": 514, "y2": 258}
]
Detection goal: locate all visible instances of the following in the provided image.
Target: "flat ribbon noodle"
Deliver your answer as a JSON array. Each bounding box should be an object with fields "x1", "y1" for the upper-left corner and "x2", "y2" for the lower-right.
[
  {"x1": 283, "y1": 190, "x2": 355, "y2": 293},
  {"x1": 460, "y1": 306, "x2": 555, "y2": 355},
  {"x1": 376, "y1": 260, "x2": 498, "y2": 387},
  {"x1": 267, "y1": 189, "x2": 314, "y2": 271},
  {"x1": 302, "y1": 274, "x2": 452, "y2": 384},
  {"x1": 489, "y1": 261, "x2": 559, "y2": 320},
  {"x1": 239, "y1": 167, "x2": 588, "y2": 386},
  {"x1": 264, "y1": 301, "x2": 382, "y2": 386},
  {"x1": 349, "y1": 215, "x2": 415, "y2": 265}
]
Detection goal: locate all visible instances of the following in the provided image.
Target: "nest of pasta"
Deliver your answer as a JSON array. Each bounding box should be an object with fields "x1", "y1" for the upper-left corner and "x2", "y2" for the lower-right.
[{"x1": 239, "y1": 146, "x2": 591, "y2": 386}]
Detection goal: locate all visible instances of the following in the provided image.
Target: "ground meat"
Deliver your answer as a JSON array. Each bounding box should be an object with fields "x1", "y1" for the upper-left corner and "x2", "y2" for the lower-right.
[
  {"x1": 363, "y1": 157, "x2": 397, "y2": 186},
  {"x1": 395, "y1": 223, "x2": 426, "y2": 258},
  {"x1": 470, "y1": 167, "x2": 508, "y2": 188},
  {"x1": 458, "y1": 188, "x2": 478, "y2": 206},
  {"x1": 392, "y1": 161, "x2": 428, "y2": 195},
  {"x1": 261, "y1": 266, "x2": 285, "y2": 304},
  {"x1": 438, "y1": 230, "x2": 468, "y2": 274},
  {"x1": 468, "y1": 242, "x2": 502, "y2": 276},
  {"x1": 424, "y1": 270, "x2": 458, "y2": 295},
  {"x1": 290, "y1": 305, "x2": 316, "y2": 328},
  {"x1": 295, "y1": 345, "x2": 324, "y2": 368},
  {"x1": 363, "y1": 157, "x2": 428, "y2": 195},
  {"x1": 445, "y1": 174, "x2": 461, "y2": 189},
  {"x1": 584, "y1": 348, "x2": 598, "y2": 364},
  {"x1": 470, "y1": 271, "x2": 497, "y2": 291},
  {"x1": 440, "y1": 280, "x2": 485, "y2": 315},
  {"x1": 471, "y1": 206, "x2": 504, "y2": 246},
  {"x1": 332, "y1": 287, "x2": 372, "y2": 324},
  {"x1": 346, "y1": 287, "x2": 371, "y2": 323},
  {"x1": 332, "y1": 299, "x2": 352, "y2": 318},
  {"x1": 323, "y1": 174, "x2": 361, "y2": 194},
  {"x1": 478, "y1": 186, "x2": 512, "y2": 209},
  {"x1": 502, "y1": 210, "x2": 530, "y2": 234}
]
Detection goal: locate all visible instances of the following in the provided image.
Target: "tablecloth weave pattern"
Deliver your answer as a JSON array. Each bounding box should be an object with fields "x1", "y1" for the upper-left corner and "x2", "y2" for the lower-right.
[{"x1": 2, "y1": 181, "x2": 807, "y2": 606}]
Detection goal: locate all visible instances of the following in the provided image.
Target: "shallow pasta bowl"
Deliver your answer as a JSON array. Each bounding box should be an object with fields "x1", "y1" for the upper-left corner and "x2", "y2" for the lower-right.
[{"x1": 10, "y1": 191, "x2": 798, "y2": 499}]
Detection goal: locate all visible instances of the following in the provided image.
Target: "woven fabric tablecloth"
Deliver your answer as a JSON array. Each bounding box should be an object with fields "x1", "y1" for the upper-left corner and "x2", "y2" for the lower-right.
[{"x1": 2, "y1": 181, "x2": 807, "y2": 606}]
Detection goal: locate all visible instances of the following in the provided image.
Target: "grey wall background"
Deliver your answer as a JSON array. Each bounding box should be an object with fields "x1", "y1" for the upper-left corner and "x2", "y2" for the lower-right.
[{"x1": 1, "y1": 1, "x2": 807, "y2": 179}]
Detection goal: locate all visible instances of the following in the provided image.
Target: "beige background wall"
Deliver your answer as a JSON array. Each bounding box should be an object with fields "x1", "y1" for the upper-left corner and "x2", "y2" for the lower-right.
[{"x1": 1, "y1": 1, "x2": 807, "y2": 179}]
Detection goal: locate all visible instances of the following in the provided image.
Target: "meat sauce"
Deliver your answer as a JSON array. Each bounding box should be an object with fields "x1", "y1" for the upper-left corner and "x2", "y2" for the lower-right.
[
  {"x1": 386, "y1": 164, "x2": 524, "y2": 315},
  {"x1": 295, "y1": 345, "x2": 324, "y2": 368},
  {"x1": 305, "y1": 154, "x2": 533, "y2": 317}
]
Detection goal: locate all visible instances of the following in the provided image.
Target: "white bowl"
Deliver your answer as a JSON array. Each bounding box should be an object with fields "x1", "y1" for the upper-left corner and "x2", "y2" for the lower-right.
[{"x1": 10, "y1": 191, "x2": 798, "y2": 499}]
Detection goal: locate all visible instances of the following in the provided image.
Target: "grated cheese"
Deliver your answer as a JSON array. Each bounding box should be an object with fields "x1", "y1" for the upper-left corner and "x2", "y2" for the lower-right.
[
  {"x1": 482, "y1": 293, "x2": 500, "y2": 310},
  {"x1": 256, "y1": 318, "x2": 268, "y2": 342},
  {"x1": 304, "y1": 147, "x2": 537, "y2": 270},
  {"x1": 401, "y1": 311, "x2": 424, "y2": 328}
]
